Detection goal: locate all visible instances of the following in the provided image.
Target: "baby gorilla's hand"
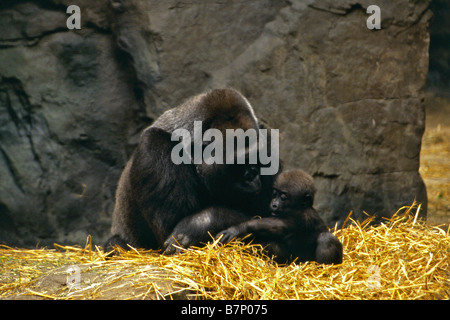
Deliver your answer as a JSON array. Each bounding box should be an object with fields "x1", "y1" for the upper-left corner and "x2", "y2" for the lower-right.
[{"x1": 216, "y1": 226, "x2": 242, "y2": 244}]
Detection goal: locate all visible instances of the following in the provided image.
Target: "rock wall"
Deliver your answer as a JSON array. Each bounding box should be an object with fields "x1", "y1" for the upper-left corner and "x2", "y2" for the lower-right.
[{"x1": 0, "y1": 0, "x2": 431, "y2": 247}]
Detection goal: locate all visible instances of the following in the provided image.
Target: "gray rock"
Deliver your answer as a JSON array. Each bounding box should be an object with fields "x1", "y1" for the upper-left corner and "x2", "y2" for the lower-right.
[{"x1": 0, "y1": 0, "x2": 430, "y2": 247}]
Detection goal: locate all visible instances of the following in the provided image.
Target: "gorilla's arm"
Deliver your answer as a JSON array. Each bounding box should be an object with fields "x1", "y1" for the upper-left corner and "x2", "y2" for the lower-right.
[
  {"x1": 163, "y1": 207, "x2": 249, "y2": 254},
  {"x1": 217, "y1": 217, "x2": 292, "y2": 244}
]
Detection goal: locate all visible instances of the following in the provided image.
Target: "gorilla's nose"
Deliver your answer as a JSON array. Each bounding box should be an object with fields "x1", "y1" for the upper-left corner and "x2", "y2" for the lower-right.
[{"x1": 270, "y1": 201, "x2": 278, "y2": 211}]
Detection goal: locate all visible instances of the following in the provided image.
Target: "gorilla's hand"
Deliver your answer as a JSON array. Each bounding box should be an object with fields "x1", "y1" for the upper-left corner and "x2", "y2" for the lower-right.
[
  {"x1": 216, "y1": 225, "x2": 245, "y2": 244},
  {"x1": 163, "y1": 233, "x2": 192, "y2": 255}
]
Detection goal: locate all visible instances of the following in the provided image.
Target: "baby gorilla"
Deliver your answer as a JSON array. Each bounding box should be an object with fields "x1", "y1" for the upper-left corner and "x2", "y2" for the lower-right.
[{"x1": 218, "y1": 169, "x2": 343, "y2": 264}]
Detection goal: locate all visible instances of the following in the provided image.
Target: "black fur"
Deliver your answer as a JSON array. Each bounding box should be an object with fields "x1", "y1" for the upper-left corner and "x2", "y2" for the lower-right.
[
  {"x1": 163, "y1": 206, "x2": 249, "y2": 254},
  {"x1": 217, "y1": 169, "x2": 343, "y2": 264},
  {"x1": 105, "y1": 127, "x2": 205, "y2": 251}
]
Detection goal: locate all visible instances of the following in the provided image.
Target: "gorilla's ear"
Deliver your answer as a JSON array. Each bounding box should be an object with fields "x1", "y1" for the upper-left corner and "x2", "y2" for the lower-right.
[
  {"x1": 142, "y1": 127, "x2": 172, "y2": 146},
  {"x1": 137, "y1": 127, "x2": 180, "y2": 163},
  {"x1": 303, "y1": 194, "x2": 314, "y2": 208}
]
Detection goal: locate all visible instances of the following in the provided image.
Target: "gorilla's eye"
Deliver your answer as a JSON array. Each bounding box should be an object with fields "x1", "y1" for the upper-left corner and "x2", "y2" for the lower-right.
[
  {"x1": 280, "y1": 193, "x2": 288, "y2": 201},
  {"x1": 244, "y1": 166, "x2": 258, "y2": 181}
]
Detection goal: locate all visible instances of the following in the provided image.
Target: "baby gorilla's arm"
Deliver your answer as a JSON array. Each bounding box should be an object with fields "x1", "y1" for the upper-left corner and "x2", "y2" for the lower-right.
[{"x1": 217, "y1": 217, "x2": 290, "y2": 244}]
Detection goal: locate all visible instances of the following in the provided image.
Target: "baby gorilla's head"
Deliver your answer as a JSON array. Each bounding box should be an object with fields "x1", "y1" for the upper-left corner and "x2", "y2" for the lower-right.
[{"x1": 270, "y1": 169, "x2": 316, "y2": 215}]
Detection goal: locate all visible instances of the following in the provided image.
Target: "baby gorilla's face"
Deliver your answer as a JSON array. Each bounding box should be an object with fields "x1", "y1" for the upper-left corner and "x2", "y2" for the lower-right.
[
  {"x1": 270, "y1": 169, "x2": 317, "y2": 216},
  {"x1": 270, "y1": 188, "x2": 288, "y2": 216}
]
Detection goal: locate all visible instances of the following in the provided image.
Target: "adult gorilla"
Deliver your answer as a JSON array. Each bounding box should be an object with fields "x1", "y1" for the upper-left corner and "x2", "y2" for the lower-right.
[{"x1": 105, "y1": 89, "x2": 279, "y2": 252}]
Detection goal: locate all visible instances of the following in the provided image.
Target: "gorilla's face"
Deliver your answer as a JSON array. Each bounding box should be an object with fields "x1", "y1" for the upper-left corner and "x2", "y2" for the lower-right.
[
  {"x1": 269, "y1": 188, "x2": 287, "y2": 215},
  {"x1": 270, "y1": 170, "x2": 316, "y2": 215},
  {"x1": 231, "y1": 164, "x2": 261, "y2": 194},
  {"x1": 197, "y1": 162, "x2": 262, "y2": 199}
]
